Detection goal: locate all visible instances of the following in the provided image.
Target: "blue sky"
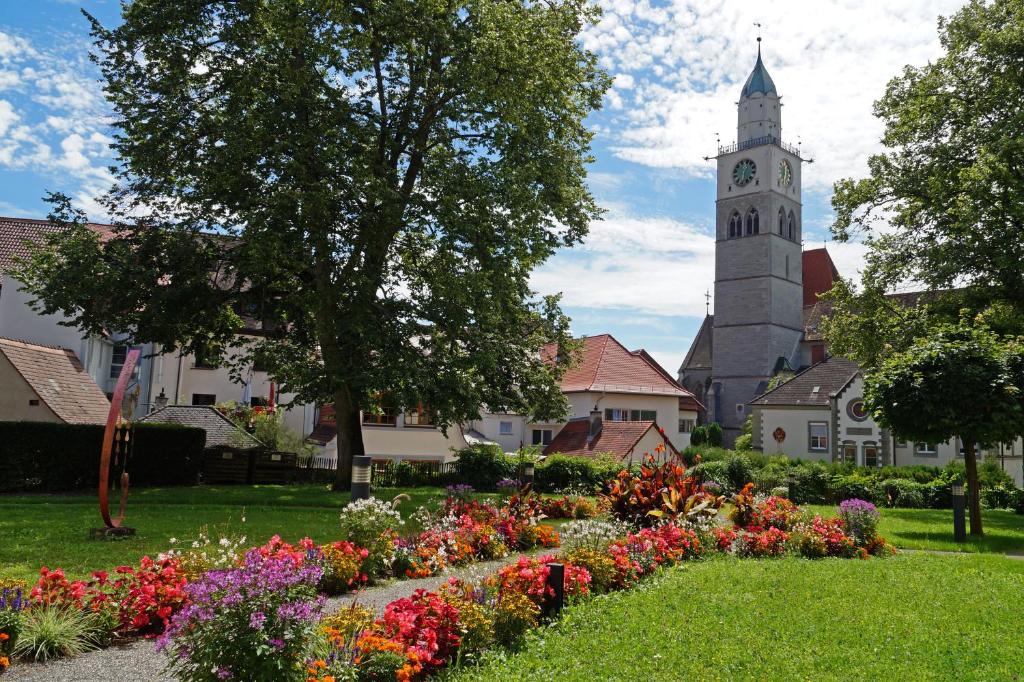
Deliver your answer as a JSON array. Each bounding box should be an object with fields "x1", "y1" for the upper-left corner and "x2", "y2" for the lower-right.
[{"x1": 0, "y1": 0, "x2": 964, "y2": 373}]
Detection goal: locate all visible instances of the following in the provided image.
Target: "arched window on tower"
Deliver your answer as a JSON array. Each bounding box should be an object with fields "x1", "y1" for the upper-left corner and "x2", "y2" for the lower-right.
[
  {"x1": 788, "y1": 211, "x2": 796, "y2": 240},
  {"x1": 778, "y1": 208, "x2": 785, "y2": 235},
  {"x1": 746, "y1": 208, "x2": 759, "y2": 235},
  {"x1": 729, "y1": 211, "x2": 742, "y2": 238}
]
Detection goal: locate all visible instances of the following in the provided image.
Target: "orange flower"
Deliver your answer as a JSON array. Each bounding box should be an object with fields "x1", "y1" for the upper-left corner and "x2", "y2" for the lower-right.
[
  {"x1": 0, "y1": 632, "x2": 9, "y2": 641},
  {"x1": 0, "y1": 655, "x2": 9, "y2": 668}
]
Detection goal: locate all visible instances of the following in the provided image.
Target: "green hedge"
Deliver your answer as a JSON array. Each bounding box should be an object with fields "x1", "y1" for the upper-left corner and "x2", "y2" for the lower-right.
[
  {"x1": 534, "y1": 454, "x2": 625, "y2": 493},
  {"x1": 0, "y1": 421, "x2": 206, "y2": 492}
]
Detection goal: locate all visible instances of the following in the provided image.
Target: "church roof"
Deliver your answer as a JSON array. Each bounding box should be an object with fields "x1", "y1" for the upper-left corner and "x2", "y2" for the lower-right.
[
  {"x1": 741, "y1": 47, "x2": 777, "y2": 99},
  {"x1": 749, "y1": 356, "x2": 860, "y2": 407},
  {"x1": 680, "y1": 315, "x2": 713, "y2": 372}
]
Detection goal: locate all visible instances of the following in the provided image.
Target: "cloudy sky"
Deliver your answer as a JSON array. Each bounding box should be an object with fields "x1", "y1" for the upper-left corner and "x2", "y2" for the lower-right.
[{"x1": 0, "y1": 0, "x2": 965, "y2": 373}]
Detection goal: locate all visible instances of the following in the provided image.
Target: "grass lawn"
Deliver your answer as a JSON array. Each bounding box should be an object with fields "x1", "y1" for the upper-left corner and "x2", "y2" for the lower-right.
[
  {"x1": 446, "y1": 554, "x2": 1024, "y2": 681},
  {"x1": 808, "y1": 505, "x2": 1024, "y2": 554},
  {"x1": 0, "y1": 484, "x2": 473, "y2": 582}
]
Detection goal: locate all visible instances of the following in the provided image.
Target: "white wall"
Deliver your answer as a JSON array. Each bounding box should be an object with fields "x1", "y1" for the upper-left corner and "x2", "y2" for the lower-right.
[
  {"x1": 565, "y1": 391, "x2": 693, "y2": 452},
  {"x1": 757, "y1": 405, "x2": 833, "y2": 462},
  {"x1": 465, "y1": 413, "x2": 528, "y2": 453}
]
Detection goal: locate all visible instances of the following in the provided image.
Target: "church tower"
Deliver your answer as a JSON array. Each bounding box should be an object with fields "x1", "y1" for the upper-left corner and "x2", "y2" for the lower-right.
[{"x1": 706, "y1": 41, "x2": 804, "y2": 444}]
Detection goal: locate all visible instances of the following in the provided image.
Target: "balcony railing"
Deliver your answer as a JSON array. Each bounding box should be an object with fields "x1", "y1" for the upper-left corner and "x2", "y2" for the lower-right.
[{"x1": 718, "y1": 135, "x2": 801, "y2": 157}]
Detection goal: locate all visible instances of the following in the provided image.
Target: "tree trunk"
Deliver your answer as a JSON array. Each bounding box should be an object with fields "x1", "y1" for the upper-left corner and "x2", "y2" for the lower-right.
[
  {"x1": 331, "y1": 389, "x2": 365, "y2": 491},
  {"x1": 963, "y1": 438, "x2": 984, "y2": 536}
]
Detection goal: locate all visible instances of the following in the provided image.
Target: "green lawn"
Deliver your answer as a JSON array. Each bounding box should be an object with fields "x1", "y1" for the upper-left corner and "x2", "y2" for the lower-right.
[
  {"x1": 808, "y1": 505, "x2": 1024, "y2": 554},
  {"x1": 0, "y1": 484, "x2": 467, "y2": 582},
  {"x1": 446, "y1": 554, "x2": 1024, "y2": 681}
]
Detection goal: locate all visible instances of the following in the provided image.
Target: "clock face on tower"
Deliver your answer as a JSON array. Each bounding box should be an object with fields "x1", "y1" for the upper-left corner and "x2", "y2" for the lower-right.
[
  {"x1": 732, "y1": 159, "x2": 756, "y2": 186},
  {"x1": 778, "y1": 159, "x2": 793, "y2": 187}
]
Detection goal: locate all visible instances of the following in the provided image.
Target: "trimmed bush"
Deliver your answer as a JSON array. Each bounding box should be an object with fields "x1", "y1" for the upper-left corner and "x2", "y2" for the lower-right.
[
  {"x1": 535, "y1": 454, "x2": 623, "y2": 493},
  {"x1": 787, "y1": 463, "x2": 832, "y2": 505},
  {"x1": 690, "y1": 425, "x2": 707, "y2": 446},
  {"x1": 875, "y1": 479, "x2": 926, "y2": 508},
  {"x1": 829, "y1": 474, "x2": 878, "y2": 505},
  {"x1": 689, "y1": 460, "x2": 729, "y2": 490},
  {"x1": 0, "y1": 421, "x2": 205, "y2": 492},
  {"x1": 725, "y1": 455, "x2": 754, "y2": 491},
  {"x1": 449, "y1": 445, "x2": 516, "y2": 490}
]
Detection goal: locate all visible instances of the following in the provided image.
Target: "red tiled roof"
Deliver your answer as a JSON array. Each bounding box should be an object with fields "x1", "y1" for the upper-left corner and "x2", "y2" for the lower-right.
[
  {"x1": 544, "y1": 334, "x2": 701, "y2": 406},
  {"x1": 0, "y1": 336, "x2": 111, "y2": 424},
  {"x1": 802, "y1": 248, "x2": 840, "y2": 307},
  {"x1": 542, "y1": 419, "x2": 678, "y2": 459},
  {"x1": 0, "y1": 216, "x2": 116, "y2": 275}
]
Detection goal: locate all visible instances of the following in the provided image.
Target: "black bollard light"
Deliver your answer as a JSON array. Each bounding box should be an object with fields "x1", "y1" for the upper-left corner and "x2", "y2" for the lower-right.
[
  {"x1": 952, "y1": 483, "x2": 966, "y2": 542},
  {"x1": 545, "y1": 562, "x2": 565, "y2": 617},
  {"x1": 351, "y1": 455, "x2": 372, "y2": 502},
  {"x1": 787, "y1": 472, "x2": 796, "y2": 501}
]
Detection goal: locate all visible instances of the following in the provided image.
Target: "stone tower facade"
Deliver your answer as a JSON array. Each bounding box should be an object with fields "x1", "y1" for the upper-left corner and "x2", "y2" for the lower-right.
[{"x1": 707, "y1": 44, "x2": 804, "y2": 445}]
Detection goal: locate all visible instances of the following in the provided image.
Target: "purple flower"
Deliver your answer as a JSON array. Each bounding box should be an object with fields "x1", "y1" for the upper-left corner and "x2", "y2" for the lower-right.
[
  {"x1": 269, "y1": 638, "x2": 286, "y2": 649},
  {"x1": 216, "y1": 667, "x2": 232, "y2": 679},
  {"x1": 249, "y1": 611, "x2": 266, "y2": 630}
]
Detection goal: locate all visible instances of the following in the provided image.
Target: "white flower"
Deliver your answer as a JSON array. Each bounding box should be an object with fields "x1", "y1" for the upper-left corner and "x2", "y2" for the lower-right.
[{"x1": 168, "y1": 537, "x2": 178, "y2": 545}]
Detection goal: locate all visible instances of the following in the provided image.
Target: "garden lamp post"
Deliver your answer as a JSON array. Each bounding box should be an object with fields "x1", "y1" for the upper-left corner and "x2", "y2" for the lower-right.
[
  {"x1": 523, "y1": 461, "x2": 535, "y2": 488},
  {"x1": 787, "y1": 472, "x2": 796, "y2": 501},
  {"x1": 952, "y1": 483, "x2": 966, "y2": 542},
  {"x1": 351, "y1": 455, "x2": 372, "y2": 502}
]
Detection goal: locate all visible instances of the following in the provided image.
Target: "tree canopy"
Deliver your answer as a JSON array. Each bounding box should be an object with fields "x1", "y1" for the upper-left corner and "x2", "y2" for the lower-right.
[
  {"x1": 17, "y1": 0, "x2": 610, "y2": 487},
  {"x1": 864, "y1": 319, "x2": 1024, "y2": 533}
]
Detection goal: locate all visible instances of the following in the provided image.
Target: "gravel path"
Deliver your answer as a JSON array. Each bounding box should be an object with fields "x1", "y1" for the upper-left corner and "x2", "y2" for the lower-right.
[{"x1": 5, "y1": 554, "x2": 534, "y2": 682}]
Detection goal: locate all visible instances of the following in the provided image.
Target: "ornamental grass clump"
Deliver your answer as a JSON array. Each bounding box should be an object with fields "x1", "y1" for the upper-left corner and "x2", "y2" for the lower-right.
[
  {"x1": 157, "y1": 548, "x2": 325, "y2": 682},
  {"x1": 837, "y1": 499, "x2": 881, "y2": 545},
  {"x1": 559, "y1": 519, "x2": 631, "y2": 553},
  {"x1": 12, "y1": 606, "x2": 103, "y2": 663}
]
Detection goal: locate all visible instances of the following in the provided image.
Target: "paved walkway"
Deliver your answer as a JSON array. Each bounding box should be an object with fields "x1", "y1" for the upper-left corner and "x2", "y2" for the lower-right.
[{"x1": 6, "y1": 554, "x2": 523, "y2": 682}]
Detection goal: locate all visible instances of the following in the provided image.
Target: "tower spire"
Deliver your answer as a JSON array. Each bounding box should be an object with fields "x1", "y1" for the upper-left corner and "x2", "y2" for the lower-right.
[{"x1": 754, "y1": 22, "x2": 763, "y2": 56}]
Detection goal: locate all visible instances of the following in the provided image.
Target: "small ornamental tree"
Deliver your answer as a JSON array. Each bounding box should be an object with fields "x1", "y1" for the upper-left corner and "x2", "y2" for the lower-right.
[{"x1": 864, "y1": 320, "x2": 1024, "y2": 535}]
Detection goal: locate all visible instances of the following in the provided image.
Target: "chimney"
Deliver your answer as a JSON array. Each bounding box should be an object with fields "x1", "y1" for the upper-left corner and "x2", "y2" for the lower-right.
[{"x1": 588, "y1": 409, "x2": 603, "y2": 443}]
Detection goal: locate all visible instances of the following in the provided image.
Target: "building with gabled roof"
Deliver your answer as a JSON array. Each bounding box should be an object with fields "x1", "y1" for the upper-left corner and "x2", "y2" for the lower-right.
[
  {"x1": 141, "y1": 404, "x2": 261, "y2": 449},
  {"x1": 543, "y1": 416, "x2": 678, "y2": 464},
  {"x1": 0, "y1": 336, "x2": 110, "y2": 424}
]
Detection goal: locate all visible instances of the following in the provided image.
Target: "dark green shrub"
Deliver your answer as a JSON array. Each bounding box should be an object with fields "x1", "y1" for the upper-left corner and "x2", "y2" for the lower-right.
[
  {"x1": 689, "y1": 446, "x2": 732, "y2": 463},
  {"x1": 0, "y1": 421, "x2": 204, "y2": 492},
  {"x1": 450, "y1": 444, "x2": 515, "y2": 490},
  {"x1": 680, "y1": 446, "x2": 700, "y2": 467},
  {"x1": 982, "y1": 485, "x2": 1022, "y2": 511},
  {"x1": 877, "y1": 464, "x2": 943, "y2": 484},
  {"x1": 725, "y1": 455, "x2": 753, "y2": 491},
  {"x1": 978, "y1": 460, "x2": 1015, "y2": 489},
  {"x1": 535, "y1": 454, "x2": 623, "y2": 493},
  {"x1": 753, "y1": 462, "x2": 788, "y2": 493},
  {"x1": 829, "y1": 474, "x2": 879, "y2": 504},
  {"x1": 690, "y1": 425, "x2": 707, "y2": 446},
  {"x1": 690, "y1": 460, "x2": 729, "y2": 489},
  {"x1": 923, "y1": 480, "x2": 954, "y2": 509},
  {"x1": 787, "y1": 462, "x2": 832, "y2": 505},
  {"x1": 706, "y1": 423, "x2": 723, "y2": 447},
  {"x1": 876, "y1": 478, "x2": 926, "y2": 508}
]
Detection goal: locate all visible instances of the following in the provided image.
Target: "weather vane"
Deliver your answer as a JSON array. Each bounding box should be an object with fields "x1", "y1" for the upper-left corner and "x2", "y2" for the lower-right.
[{"x1": 705, "y1": 289, "x2": 711, "y2": 315}]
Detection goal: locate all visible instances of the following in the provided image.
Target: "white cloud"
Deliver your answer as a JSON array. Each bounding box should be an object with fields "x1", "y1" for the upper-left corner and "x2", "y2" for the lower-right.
[
  {"x1": 585, "y1": 0, "x2": 965, "y2": 189},
  {"x1": 0, "y1": 99, "x2": 18, "y2": 137},
  {"x1": 532, "y1": 209, "x2": 716, "y2": 318}
]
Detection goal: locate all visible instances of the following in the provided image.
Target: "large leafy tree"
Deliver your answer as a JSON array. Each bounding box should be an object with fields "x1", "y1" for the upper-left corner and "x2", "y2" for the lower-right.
[
  {"x1": 865, "y1": 320, "x2": 1024, "y2": 535},
  {"x1": 18, "y1": 0, "x2": 609, "y2": 488},
  {"x1": 824, "y1": 0, "x2": 1024, "y2": 525}
]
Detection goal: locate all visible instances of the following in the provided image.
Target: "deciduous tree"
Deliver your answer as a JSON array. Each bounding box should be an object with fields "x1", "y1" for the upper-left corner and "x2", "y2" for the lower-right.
[{"x1": 18, "y1": 0, "x2": 609, "y2": 488}]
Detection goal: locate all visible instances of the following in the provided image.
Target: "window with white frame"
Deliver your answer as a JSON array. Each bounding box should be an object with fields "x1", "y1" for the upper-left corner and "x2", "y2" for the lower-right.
[
  {"x1": 915, "y1": 443, "x2": 937, "y2": 456},
  {"x1": 604, "y1": 408, "x2": 627, "y2": 421},
  {"x1": 679, "y1": 418, "x2": 695, "y2": 433},
  {"x1": 531, "y1": 429, "x2": 552, "y2": 446},
  {"x1": 499, "y1": 421, "x2": 513, "y2": 435},
  {"x1": 808, "y1": 422, "x2": 828, "y2": 451}
]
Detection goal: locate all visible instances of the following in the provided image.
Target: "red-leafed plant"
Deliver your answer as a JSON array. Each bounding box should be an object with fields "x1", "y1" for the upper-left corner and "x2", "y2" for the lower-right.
[{"x1": 604, "y1": 452, "x2": 723, "y2": 527}]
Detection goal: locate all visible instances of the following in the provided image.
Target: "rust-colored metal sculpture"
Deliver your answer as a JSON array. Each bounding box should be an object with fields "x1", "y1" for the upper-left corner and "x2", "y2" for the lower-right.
[{"x1": 99, "y1": 348, "x2": 141, "y2": 529}]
